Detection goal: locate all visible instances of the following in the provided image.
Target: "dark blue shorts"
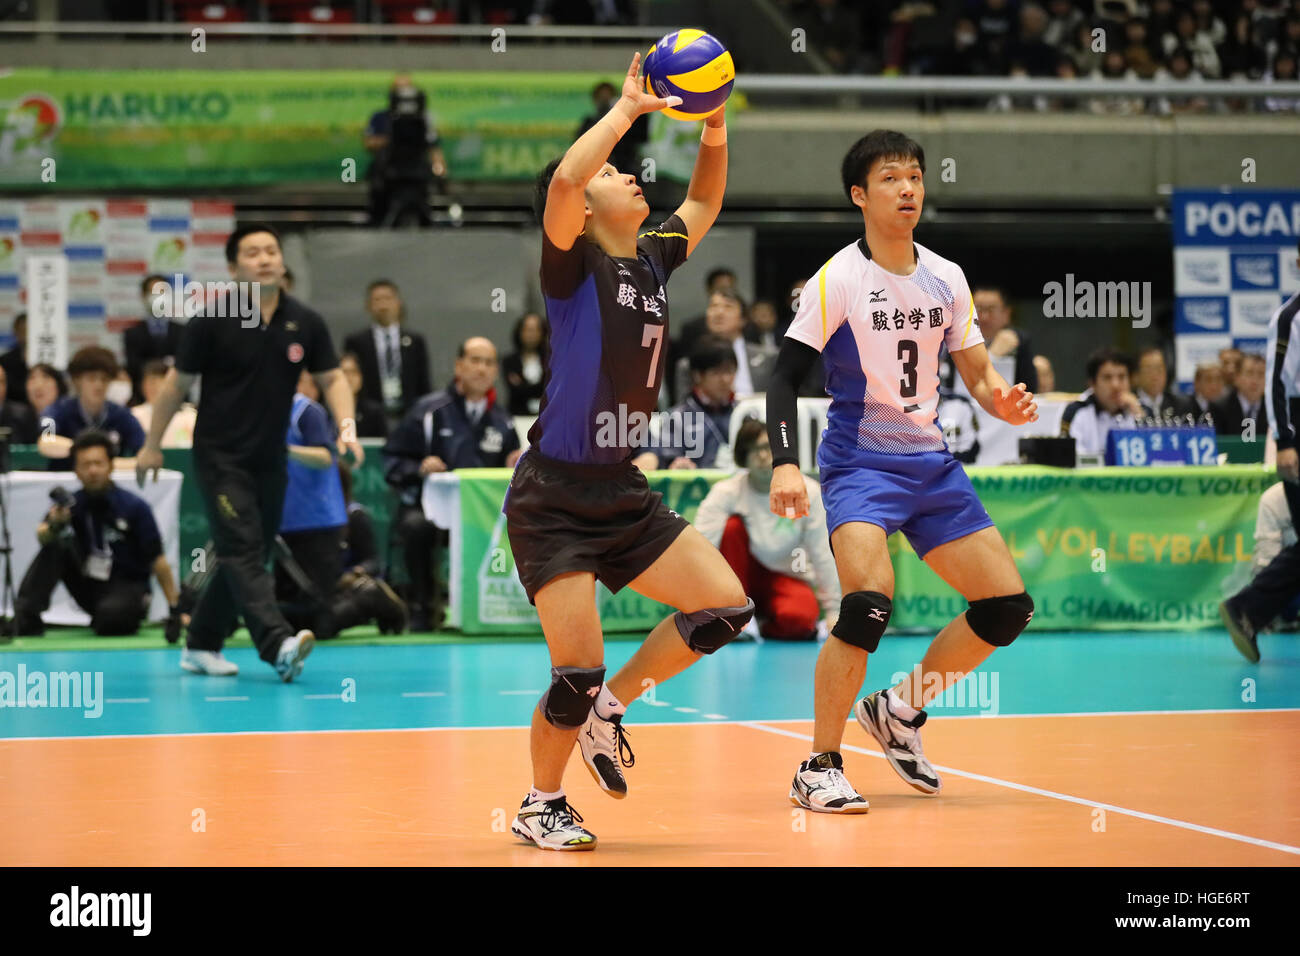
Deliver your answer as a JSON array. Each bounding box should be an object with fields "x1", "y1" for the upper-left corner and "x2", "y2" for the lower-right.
[{"x1": 817, "y1": 436, "x2": 993, "y2": 560}]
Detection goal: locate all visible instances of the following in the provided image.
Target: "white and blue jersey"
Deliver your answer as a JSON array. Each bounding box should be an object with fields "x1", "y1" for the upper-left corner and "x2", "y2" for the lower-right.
[{"x1": 786, "y1": 238, "x2": 993, "y2": 557}]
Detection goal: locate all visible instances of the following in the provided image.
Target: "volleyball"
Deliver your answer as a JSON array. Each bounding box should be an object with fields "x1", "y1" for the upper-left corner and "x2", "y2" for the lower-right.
[{"x1": 642, "y1": 28, "x2": 734, "y2": 121}]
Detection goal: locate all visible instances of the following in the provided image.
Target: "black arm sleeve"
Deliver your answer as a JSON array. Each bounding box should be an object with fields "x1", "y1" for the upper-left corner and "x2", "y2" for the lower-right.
[{"x1": 766, "y1": 338, "x2": 820, "y2": 467}]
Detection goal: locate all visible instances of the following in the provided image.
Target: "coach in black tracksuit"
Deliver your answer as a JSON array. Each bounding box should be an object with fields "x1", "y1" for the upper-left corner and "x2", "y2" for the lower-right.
[
  {"x1": 136, "y1": 224, "x2": 361, "y2": 679},
  {"x1": 383, "y1": 336, "x2": 521, "y2": 630}
]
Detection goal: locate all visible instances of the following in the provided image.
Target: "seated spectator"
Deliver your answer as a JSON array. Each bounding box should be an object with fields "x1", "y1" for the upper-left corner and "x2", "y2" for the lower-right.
[
  {"x1": 672, "y1": 267, "x2": 738, "y2": 394},
  {"x1": 575, "y1": 81, "x2": 648, "y2": 182},
  {"x1": 1061, "y1": 347, "x2": 1143, "y2": 455},
  {"x1": 930, "y1": 17, "x2": 987, "y2": 76},
  {"x1": 339, "y1": 351, "x2": 388, "y2": 439},
  {"x1": 1212, "y1": 352, "x2": 1269, "y2": 438},
  {"x1": 26, "y1": 362, "x2": 65, "y2": 420},
  {"x1": 0, "y1": 312, "x2": 29, "y2": 406},
  {"x1": 1163, "y1": 6, "x2": 1222, "y2": 76},
  {"x1": 1155, "y1": 47, "x2": 1211, "y2": 114},
  {"x1": 38, "y1": 347, "x2": 145, "y2": 470},
  {"x1": 1147, "y1": 0, "x2": 1178, "y2": 41},
  {"x1": 383, "y1": 336, "x2": 521, "y2": 630},
  {"x1": 675, "y1": 290, "x2": 776, "y2": 401},
  {"x1": 1033, "y1": 354, "x2": 1057, "y2": 392},
  {"x1": 1068, "y1": 20, "x2": 1105, "y2": 75},
  {"x1": 1123, "y1": 17, "x2": 1161, "y2": 77},
  {"x1": 1180, "y1": 361, "x2": 1225, "y2": 422},
  {"x1": 797, "y1": 0, "x2": 863, "y2": 72},
  {"x1": 13, "y1": 430, "x2": 181, "y2": 637},
  {"x1": 501, "y1": 311, "x2": 550, "y2": 415},
  {"x1": 1193, "y1": 0, "x2": 1228, "y2": 47},
  {"x1": 331, "y1": 461, "x2": 408, "y2": 635},
  {"x1": 1133, "y1": 346, "x2": 1182, "y2": 418},
  {"x1": 1010, "y1": 3, "x2": 1060, "y2": 75},
  {"x1": 132, "y1": 359, "x2": 196, "y2": 448},
  {"x1": 973, "y1": 0, "x2": 1017, "y2": 74},
  {"x1": 1220, "y1": 12, "x2": 1270, "y2": 78},
  {"x1": 1042, "y1": 0, "x2": 1085, "y2": 48},
  {"x1": 123, "y1": 274, "x2": 184, "y2": 404},
  {"x1": 973, "y1": 286, "x2": 1038, "y2": 393},
  {"x1": 0, "y1": 363, "x2": 38, "y2": 444},
  {"x1": 694, "y1": 419, "x2": 840, "y2": 640},
  {"x1": 1089, "y1": 50, "x2": 1146, "y2": 115},
  {"x1": 744, "y1": 299, "x2": 785, "y2": 350},
  {"x1": 1263, "y1": 48, "x2": 1300, "y2": 112},
  {"x1": 635, "y1": 336, "x2": 738, "y2": 471}
]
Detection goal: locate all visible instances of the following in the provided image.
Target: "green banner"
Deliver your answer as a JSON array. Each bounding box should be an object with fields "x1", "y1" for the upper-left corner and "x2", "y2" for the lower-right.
[
  {"x1": 458, "y1": 464, "x2": 1279, "y2": 635},
  {"x1": 0, "y1": 70, "x2": 609, "y2": 188}
]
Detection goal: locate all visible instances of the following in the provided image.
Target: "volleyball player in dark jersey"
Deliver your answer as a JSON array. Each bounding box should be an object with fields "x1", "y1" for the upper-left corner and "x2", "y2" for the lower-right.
[{"x1": 507, "y1": 54, "x2": 752, "y2": 850}]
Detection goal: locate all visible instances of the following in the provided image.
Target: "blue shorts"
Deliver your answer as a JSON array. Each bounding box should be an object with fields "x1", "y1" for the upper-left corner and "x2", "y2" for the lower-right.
[{"x1": 817, "y1": 436, "x2": 993, "y2": 560}]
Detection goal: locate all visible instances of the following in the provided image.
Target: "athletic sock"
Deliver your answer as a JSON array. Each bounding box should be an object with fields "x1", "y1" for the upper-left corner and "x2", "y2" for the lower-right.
[
  {"x1": 593, "y1": 684, "x2": 626, "y2": 720},
  {"x1": 529, "y1": 787, "x2": 564, "y2": 804},
  {"x1": 885, "y1": 687, "x2": 921, "y2": 722}
]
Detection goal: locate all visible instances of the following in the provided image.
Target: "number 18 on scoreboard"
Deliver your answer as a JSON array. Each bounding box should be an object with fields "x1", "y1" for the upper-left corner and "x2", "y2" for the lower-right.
[{"x1": 1105, "y1": 427, "x2": 1218, "y2": 467}]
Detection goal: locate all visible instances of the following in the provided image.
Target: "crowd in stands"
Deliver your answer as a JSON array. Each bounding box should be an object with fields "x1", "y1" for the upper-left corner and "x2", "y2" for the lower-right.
[
  {"x1": 784, "y1": 0, "x2": 1300, "y2": 112},
  {"x1": 107, "y1": 1, "x2": 639, "y2": 26}
]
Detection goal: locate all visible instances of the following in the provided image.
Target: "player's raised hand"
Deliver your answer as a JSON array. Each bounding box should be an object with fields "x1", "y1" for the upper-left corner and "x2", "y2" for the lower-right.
[
  {"x1": 770, "y1": 462, "x2": 810, "y2": 520},
  {"x1": 994, "y1": 382, "x2": 1039, "y2": 425},
  {"x1": 620, "y1": 51, "x2": 683, "y2": 117}
]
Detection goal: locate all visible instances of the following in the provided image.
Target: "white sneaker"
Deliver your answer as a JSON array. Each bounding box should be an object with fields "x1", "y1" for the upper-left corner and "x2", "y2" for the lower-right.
[
  {"x1": 510, "y1": 795, "x2": 596, "y2": 851},
  {"x1": 180, "y1": 648, "x2": 239, "y2": 676},
  {"x1": 579, "y1": 709, "x2": 634, "y2": 799},
  {"x1": 274, "y1": 630, "x2": 315, "y2": 683},
  {"x1": 789, "y1": 751, "x2": 870, "y2": 813},
  {"x1": 855, "y1": 690, "x2": 942, "y2": 794}
]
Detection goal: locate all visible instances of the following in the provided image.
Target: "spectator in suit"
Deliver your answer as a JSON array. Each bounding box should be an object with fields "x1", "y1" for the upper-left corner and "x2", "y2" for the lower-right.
[
  {"x1": 744, "y1": 299, "x2": 786, "y2": 350},
  {"x1": 0, "y1": 363, "x2": 38, "y2": 443},
  {"x1": 575, "y1": 81, "x2": 648, "y2": 181},
  {"x1": 132, "y1": 359, "x2": 196, "y2": 448},
  {"x1": 1133, "y1": 346, "x2": 1182, "y2": 419},
  {"x1": 123, "y1": 274, "x2": 185, "y2": 404},
  {"x1": 1179, "y1": 361, "x2": 1225, "y2": 422},
  {"x1": 501, "y1": 311, "x2": 550, "y2": 415},
  {"x1": 634, "y1": 336, "x2": 739, "y2": 472},
  {"x1": 383, "y1": 336, "x2": 521, "y2": 630},
  {"x1": 973, "y1": 286, "x2": 1039, "y2": 393},
  {"x1": 343, "y1": 279, "x2": 432, "y2": 424},
  {"x1": 1212, "y1": 352, "x2": 1269, "y2": 439},
  {"x1": 674, "y1": 289, "x2": 777, "y2": 401},
  {"x1": 38, "y1": 347, "x2": 145, "y2": 470},
  {"x1": 25, "y1": 363, "x2": 66, "y2": 420},
  {"x1": 0, "y1": 312, "x2": 28, "y2": 407},
  {"x1": 339, "y1": 352, "x2": 389, "y2": 439}
]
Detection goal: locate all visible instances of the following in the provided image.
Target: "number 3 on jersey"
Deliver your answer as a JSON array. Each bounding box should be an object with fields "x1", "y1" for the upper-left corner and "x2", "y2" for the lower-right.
[
  {"x1": 641, "y1": 323, "x2": 664, "y2": 388},
  {"x1": 898, "y1": 339, "x2": 918, "y2": 398}
]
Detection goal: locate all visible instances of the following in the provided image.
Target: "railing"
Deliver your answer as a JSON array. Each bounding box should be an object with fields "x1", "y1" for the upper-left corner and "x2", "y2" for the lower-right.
[{"x1": 736, "y1": 75, "x2": 1300, "y2": 100}]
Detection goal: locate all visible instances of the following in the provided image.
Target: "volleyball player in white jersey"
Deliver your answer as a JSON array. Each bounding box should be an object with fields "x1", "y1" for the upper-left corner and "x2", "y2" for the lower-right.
[{"x1": 767, "y1": 130, "x2": 1039, "y2": 812}]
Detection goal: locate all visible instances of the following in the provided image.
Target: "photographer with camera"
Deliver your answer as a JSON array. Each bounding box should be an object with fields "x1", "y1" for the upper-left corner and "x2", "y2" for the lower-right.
[
  {"x1": 364, "y1": 73, "x2": 447, "y2": 228},
  {"x1": 13, "y1": 430, "x2": 182, "y2": 638}
]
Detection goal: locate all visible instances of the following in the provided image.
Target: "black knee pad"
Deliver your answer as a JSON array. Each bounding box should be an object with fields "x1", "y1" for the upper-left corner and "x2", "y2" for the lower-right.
[
  {"x1": 831, "y1": 591, "x2": 893, "y2": 652},
  {"x1": 538, "y1": 664, "x2": 605, "y2": 729},
  {"x1": 674, "y1": 598, "x2": 755, "y2": 654},
  {"x1": 965, "y1": 592, "x2": 1034, "y2": 647}
]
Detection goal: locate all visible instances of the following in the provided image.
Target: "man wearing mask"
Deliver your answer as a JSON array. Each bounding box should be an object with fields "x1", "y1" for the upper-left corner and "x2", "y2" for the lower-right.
[
  {"x1": 14, "y1": 430, "x2": 182, "y2": 638},
  {"x1": 38, "y1": 346, "x2": 145, "y2": 470},
  {"x1": 343, "y1": 280, "x2": 432, "y2": 425},
  {"x1": 383, "y1": 336, "x2": 521, "y2": 630},
  {"x1": 123, "y1": 274, "x2": 185, "y2": 404}
]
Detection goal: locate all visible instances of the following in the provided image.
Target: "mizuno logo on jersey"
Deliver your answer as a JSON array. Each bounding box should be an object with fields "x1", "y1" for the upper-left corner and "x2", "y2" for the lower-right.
[{"x1": 869, "y1": 288, "x2": 887, "y2": 303}]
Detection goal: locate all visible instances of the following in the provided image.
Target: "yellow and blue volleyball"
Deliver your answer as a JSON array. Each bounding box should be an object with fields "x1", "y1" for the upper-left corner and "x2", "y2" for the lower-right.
[{"x1": 643, "y1": 29, "x2": 734, "y2": 121}]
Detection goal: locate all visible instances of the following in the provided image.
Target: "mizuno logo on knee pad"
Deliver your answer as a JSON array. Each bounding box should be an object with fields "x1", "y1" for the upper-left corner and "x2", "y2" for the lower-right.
[{"x1": 832, "y1": 591, "x2": 893, "y2": 652}]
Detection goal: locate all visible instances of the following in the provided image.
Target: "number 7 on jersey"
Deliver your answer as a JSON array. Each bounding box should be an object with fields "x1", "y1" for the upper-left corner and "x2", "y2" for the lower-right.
[{"x1": 641, "y1": 323, "x2": 664, "y2": 388}]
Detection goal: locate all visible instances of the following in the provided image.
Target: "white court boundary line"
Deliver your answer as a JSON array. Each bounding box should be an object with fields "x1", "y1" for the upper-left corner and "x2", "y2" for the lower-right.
[
  {"x1": 742, "y1": 720, "x2": 1300, "y2": 857},
  {"x1": 1, "y1": 706, "x2": 1296, "y2": 744}
]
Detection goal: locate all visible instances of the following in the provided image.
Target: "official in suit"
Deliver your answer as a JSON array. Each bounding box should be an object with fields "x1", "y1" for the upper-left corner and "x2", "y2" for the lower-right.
[
  {"x1": 343, "y1": 279, "x2": 432, "y2": 423},
  {"x1": 123, "y1": 274, "x2": 185, "y2": 404},
  {"x1": 1212, "y1": 353, "x2": 1269, "y2": 439},
  {"x1": 674, "y1": 289, "x2": 776, "y2": 401}
]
